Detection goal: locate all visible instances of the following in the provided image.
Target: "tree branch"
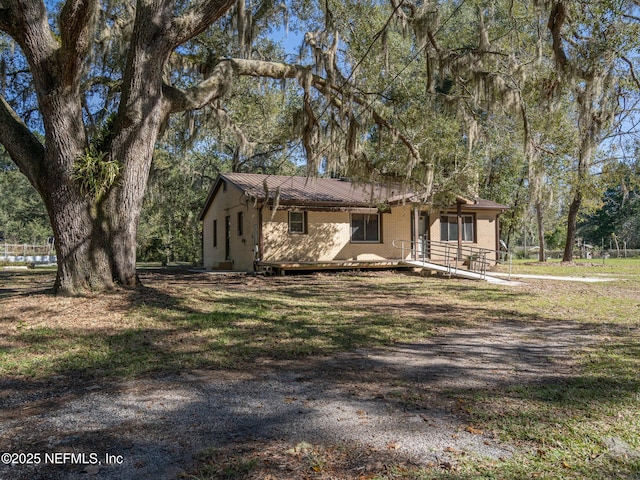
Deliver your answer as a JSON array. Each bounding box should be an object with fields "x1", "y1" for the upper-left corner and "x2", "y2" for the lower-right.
[
  {"x1": 0, "y1": 1, "x2": 58, "y2": 88},
  {"x1": 0, "y1": 95, "x2": 46, "y2": 190},
  {"x1": 163, "y1": 58, "x2": 422, "y2": 164},
  {"x1": 547, "y1": 1, "x2": 568, "y2": 68},
  {"x1": 620, "y1": 54, "x2": 640, "y2": 91},
  {"x1": 0, "y1": 6, "x2": 11, "y2": 35},
  {"x1": 169, "y1": 0, "x2": 237, "y2": 47},
  {"x1": 0, "y1": 1, "x2": 56, "y2": 51},
  {"x1": 58, "y1": 0, "x2": 98, "y2": 85}
]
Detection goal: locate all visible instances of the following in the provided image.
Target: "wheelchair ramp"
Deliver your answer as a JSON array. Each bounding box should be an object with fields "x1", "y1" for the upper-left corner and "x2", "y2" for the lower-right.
[{"x1": 401, "y1": 260, "x2": 521, "y2": 286}]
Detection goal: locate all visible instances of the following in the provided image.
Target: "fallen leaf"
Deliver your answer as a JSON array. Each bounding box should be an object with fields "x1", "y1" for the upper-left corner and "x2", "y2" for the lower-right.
[
  {"x1": 440, "y1": 461, "x2": 454, "y2": 471},
  {"x1": 286, "y1": 441, "x2": 313, "y2": 454}
]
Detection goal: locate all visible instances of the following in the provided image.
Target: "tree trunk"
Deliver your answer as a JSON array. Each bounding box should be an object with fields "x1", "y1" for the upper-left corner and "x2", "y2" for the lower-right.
[
  {"x1": 50, "y1": 0, "x2": 173, "y2": 293},
  {"x1": 50, "y1": 200, "x2": 113, "y2": 294},
  {"x1": 535, "y1": 201, "x2": 546, "y2": 262},
  {"x1": 49, "y1": 201, "x2": 147, "y2": 294},
  {"x1": 563, "y1": 191, "x2": 582, "y2": 262},
  {"x1": 43, "y1": 174, "x2": 144, "y2": 294}
]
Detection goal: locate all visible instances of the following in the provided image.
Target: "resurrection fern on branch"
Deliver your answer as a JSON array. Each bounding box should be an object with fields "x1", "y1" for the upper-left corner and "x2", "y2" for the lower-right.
[{"x1": 73, "y1": 146, "x2": 122, "y2": 201}]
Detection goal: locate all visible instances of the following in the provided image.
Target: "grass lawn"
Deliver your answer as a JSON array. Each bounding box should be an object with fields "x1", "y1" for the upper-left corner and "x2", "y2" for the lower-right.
[
  {"x1": 1, "y1": 261, "x2": 638, "y2": 479},
  {"x1": 500, "y1": 256, "x2": 640, "y2": 277}
]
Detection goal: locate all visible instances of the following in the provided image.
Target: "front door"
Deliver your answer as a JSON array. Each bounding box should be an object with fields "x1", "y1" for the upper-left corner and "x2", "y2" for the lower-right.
[
  {"x1": 411, "y1": 209, "x2": 429, "y2": 259},
  {"x1": 418, "y1": 213, "x2": 429, "y2": 258}
]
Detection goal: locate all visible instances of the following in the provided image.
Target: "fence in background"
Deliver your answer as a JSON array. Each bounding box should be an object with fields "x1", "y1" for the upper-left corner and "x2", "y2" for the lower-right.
[
  {"x1": 0, "y1": 243, "x2": 57, "y2": 264},
  {"x1": 513, "y1": 247, "x2": 640, "y2": 260}
]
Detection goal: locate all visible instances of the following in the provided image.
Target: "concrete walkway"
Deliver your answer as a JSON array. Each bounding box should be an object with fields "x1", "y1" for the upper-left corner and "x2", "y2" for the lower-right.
[
  {"x1": 403, "y1": 259, "x2": 620, "y2": 285},
  {"x1": 490, "y1": 272, "x2": 619, "y2": 283}
]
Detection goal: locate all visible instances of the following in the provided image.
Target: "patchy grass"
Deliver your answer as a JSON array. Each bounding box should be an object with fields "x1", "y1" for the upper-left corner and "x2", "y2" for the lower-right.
[
  {"x1": 1, "y1": 271, "x2": 454, "y2": 378},
  {"x1": 451, "y1": 341, "x2": 640, "y2": 479},
  {"x1": 1, "y1": 263, "x2": 639, "y2": 479},
  {"x1": 3, "y1": 269, "x2": 544, "y2": 379},
  {"x1": 500, "y1": 257, "x2": 640, "y2": 277}
]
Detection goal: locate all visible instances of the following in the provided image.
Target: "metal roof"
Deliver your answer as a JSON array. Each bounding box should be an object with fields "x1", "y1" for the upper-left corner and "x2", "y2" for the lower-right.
[
  {"x1": 222, "y1": 173, "x2": 412, "y2": 206},
  {"x1": 199, "y1": 173, "x2": 509, "y2": 220}
]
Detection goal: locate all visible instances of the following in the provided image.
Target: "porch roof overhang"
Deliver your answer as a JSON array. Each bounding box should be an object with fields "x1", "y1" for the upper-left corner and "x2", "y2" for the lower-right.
[{"x1": 456, "y1": 196, "x2": 509, "y2": 212}]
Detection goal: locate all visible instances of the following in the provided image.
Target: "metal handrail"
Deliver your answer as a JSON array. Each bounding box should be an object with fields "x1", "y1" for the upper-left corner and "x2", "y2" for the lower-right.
[{"x1": 392, "y1": 238, "x2": 508, "y2": 279}]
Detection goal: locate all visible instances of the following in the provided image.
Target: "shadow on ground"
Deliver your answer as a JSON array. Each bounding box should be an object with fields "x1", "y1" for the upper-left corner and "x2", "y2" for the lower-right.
[{"x1": 1, "y1": 269, "x2": 638, "y2": 479}]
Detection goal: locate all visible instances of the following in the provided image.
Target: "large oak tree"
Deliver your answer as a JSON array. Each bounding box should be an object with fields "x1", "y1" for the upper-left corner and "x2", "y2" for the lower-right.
[
  {"x1": 0, "y1": 0, "x2": 240, "y2": 293},
  {"x1": 0, "y1": 0, "x2": 426, "y2": 293}
]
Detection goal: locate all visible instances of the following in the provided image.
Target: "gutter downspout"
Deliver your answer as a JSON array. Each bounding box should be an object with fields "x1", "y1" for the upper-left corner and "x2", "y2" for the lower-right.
[
  {"x1": 457, "y1": 201, "x2": 463, "y2": 260},
  {"x1": 257, "y1": 207, "x2": 264, "y2": 269},
  {"x1": 413, "y1": 205, "x2": 420, "y2": 261}
]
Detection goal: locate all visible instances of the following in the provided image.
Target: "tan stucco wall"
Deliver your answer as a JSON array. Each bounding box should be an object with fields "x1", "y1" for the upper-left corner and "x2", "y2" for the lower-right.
[
  {"x1": 202, "y1": 182, "x2": 260, "y2": 271},
  {"x1": 202, "y1": 189, "x2": 503, "y2": 270},
  {"x1": 262, "y1": 205, "x2": 413, "y2": 262}
]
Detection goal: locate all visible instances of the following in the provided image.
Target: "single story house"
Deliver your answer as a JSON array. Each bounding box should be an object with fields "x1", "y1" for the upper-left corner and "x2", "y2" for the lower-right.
[{"x1": 199, "y1": 173, "x2": 508, "y2": 273}]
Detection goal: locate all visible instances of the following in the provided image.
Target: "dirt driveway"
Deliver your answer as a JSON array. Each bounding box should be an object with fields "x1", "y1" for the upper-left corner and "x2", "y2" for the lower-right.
[{"x1": 0, "y1": 270, "x2": 620, "y2": 479}]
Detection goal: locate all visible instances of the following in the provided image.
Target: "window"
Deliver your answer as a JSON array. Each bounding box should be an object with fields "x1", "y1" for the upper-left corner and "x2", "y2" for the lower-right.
[
  {"x1": 213, "y1": 220, "x2": 218, "y2": 247},
  {"x1": 440, "y1": 214, "x2": 474, "y2": 242},
  {"x1": 288, "y1": 211, "x2": 307, "y2": 234},
  {"x1": 237, "y1": 211, "x2": 243, "y2": 236},
  {"x1": 351, "y1": 213, "x2": 380, "y2": 243}
]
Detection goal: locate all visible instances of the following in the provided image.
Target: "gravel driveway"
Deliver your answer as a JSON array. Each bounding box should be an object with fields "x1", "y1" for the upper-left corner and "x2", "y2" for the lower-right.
[{"x1": 0, "y1": 317, "x2": 587, "y2": 480}]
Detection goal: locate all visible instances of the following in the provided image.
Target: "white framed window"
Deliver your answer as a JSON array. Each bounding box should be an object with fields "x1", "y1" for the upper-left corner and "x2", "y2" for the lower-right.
[
  {"x1": 288, "y1": 211, "x2": 307, "y2": 234},
  {"x1": 440, "y1": 214, "x2": 474, "y2": 242},
  {"x1": 351, "y1": 213, "x2": 380, "y2": 243}
]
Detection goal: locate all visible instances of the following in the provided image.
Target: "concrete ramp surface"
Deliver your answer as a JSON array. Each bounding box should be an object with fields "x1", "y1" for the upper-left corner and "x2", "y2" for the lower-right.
[{"x1": 401, "y1": 260, "x2": 521, "y2": 286}]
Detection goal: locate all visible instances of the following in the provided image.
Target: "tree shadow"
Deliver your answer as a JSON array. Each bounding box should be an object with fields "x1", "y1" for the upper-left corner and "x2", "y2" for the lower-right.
[
  {"x1": 1, "y1": 269, "x2": 638, "y2": 478},
  {"x1": 0, "y1": 270, "x2": 55, "y2": 298},
  {"x1": 0, "y1": 268, "x2": 611, "y2": 380},
  {"x1": 1, "y1": 322, "x2": 638, "y2": 479}
]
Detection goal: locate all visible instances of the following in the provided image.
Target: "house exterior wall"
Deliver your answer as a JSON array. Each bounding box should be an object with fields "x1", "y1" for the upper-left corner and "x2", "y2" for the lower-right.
[
  {"x1": 262, "y1": 205, "x2": 413, "y2": 262},
  {"x1": 202, "y1": 184, "x2": 503, "y2": 271},
  {"x1": 201, "y1": 182, "x2": 260, "y2": 271},
  {"x1": 475, "y1": 211, "x2": 501, "y2": 253}
]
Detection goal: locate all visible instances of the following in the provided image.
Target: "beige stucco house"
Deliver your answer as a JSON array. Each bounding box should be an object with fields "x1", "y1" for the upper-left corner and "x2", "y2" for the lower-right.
[{"x1": 199, "y1": 173, "x2": 508, "y2": 273}]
